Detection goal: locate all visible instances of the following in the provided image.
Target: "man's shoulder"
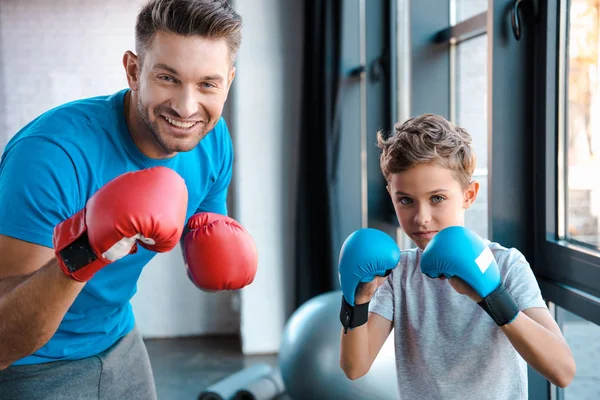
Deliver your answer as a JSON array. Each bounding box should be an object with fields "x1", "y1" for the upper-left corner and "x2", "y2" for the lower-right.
[
  {"x1": 7, "y1": 90, "x2": 127, "y2": 148},
  {"x1": 39, "y1": 89, "x2": 126, "y2": 127}
]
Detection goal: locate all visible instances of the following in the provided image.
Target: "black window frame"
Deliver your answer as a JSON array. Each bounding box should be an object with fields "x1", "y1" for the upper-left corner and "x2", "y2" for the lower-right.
[{"x1": 533, "y1": 0, "x2": 600, "y2": 326}]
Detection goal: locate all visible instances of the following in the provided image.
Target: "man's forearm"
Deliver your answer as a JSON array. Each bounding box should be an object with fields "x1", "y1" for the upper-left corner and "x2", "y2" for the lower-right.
[
  {"x1": 0, "y1": 273, "x2": 32, "y2": 296},
  {"x1": 0, "y1": 258, "x2": 85, "y2": 369},
  {"x1": 501, "y1": 312, "x2": 576, "y2": 388}
]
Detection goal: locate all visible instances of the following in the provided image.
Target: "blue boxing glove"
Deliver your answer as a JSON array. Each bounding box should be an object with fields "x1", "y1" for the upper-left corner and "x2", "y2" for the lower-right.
[
  {"x1": 338, "y1": 228, "x2": 401, "y2": 333},
  {"x1": 420, "y1": 226, "x2": 519, "y2": 326}
]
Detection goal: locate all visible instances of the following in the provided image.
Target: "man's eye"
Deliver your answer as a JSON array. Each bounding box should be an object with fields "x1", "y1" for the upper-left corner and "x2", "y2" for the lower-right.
[
  {"x1": 159, "y1": 75, "x2": 175, "y2": 82},
  {"x1": 398, "y1": 197, "x2": 412, "y2": 205},
  {"x1": 201, "y1": 82, "x2": 217, "y2": 89}
]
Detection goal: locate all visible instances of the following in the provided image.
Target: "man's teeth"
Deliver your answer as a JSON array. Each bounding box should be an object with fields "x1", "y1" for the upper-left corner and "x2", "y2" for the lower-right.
[{"x1": 165, "y1": 116, "x2": 196, "y2": 129}]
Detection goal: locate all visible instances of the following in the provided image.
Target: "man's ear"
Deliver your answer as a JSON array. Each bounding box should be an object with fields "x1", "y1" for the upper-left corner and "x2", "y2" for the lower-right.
[
  {"x1": 123, "y1": 51, "x2": 140, "y2": 91},
  {"x1": 463, "y1": 180, "x2": 480, "y2": 210},
  {"x1": 228, "y1": 66, "x2": 236, "y2": 88},
  {"x1": 224, "y1": 66, "x2": 236, "y2": 102}
]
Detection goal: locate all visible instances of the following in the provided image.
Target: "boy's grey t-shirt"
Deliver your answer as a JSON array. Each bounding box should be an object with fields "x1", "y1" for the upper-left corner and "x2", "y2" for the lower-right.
[{"x1": 369, "y1": 241, "x2": 547, "y2": 400}]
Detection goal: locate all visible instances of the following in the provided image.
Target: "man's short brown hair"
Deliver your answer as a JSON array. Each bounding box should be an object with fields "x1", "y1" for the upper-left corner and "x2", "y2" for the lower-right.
[{"x1": 135, "y1": 0, "x2": 242, "y2": 65}]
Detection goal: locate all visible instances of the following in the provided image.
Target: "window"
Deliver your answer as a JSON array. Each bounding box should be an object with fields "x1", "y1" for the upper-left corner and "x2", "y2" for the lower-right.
[
  {"x1": 454, "y1": 0, "x2": 487, "y2": 23},
  {"x1": 535, "y1": 0, "x2": 600, "y2": 395},
  {"x1": 454, "y1": 32, "x2": 488, "y2": 239},
  {"x1": 394, "y1": 0, "x2": 489, "y2": 248},
  {"x1": 535, "y1": 0, "x2": 600, "y2": 298},
  {"x1": 445, "y1": 1, "x2": 489, "y2": 239},
  {"x1": 556, "y1": 305, "x2": 600, "y2": 398},
  {"x1": 564, "y1": 0, "x2": 600, "y2": 250}
]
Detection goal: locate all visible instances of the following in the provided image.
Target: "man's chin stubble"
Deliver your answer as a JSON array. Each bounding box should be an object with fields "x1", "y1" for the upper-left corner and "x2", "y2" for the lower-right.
[{"x1": 161, "y1": 135, "x2": 207, "y2": 153}]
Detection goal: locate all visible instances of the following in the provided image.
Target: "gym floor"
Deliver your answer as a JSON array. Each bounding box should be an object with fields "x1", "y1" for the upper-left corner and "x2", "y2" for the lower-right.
[
  {"x1": 145, "y1": 335, "x2": 290, "y2": 400},
  {"x1": 144, "y1": 322, "x2": 600, "y2": 400}
]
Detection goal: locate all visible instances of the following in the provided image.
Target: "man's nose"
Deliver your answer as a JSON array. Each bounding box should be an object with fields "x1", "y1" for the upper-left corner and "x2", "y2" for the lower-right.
[{"x1": 173, "y1": 86, "x2": 200, "y2": 119}]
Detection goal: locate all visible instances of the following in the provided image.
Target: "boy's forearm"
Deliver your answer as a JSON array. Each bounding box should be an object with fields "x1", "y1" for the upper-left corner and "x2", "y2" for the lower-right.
[
  {"x1": 339, "y1": 325, "x2": 371, "y2": 379},
  {"x1": 0, "y1": 259, "x2": 85, "y2": 369},
  {"x1": 501, "y1": 312, "x2": 576, "y2": 388}
]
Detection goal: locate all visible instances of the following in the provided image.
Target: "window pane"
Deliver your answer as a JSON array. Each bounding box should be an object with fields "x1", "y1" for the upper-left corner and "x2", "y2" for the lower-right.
[
  {"x1": 455, "y1": 34, "x2": 488, "y2": 239},
  {"x1": 566, "y1": 0, "x2": 600, "y2": 248},
  {"x1": 557, "y1": 306, "x2": 600, "y2": 398},
  {"x1": 454, "y1": 0, "x2": 487, "y2": 24}
]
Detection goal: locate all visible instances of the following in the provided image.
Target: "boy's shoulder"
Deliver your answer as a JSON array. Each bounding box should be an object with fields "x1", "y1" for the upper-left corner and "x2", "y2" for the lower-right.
[
  {"x1": 485, "y1": 239, "x2": 524, "y2": 256},
  {"x1": 484, "y1": 240, "x2": 529, "y2": 272}
]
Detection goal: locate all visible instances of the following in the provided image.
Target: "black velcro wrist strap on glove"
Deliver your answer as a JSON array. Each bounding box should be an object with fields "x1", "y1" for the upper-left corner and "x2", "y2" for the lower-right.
[
  {"x1": 477, "y1": 282, "x2": 519, "y2": 326},
  {"x1": 340, "y1": 296, "x2": 370, "y2": 334},
  {"x1": 58, "y1": 232, "x2": 98, "y2": 273}
]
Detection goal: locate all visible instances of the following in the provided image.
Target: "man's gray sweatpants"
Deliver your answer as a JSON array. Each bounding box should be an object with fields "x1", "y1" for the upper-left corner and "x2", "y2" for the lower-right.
[{"x1": 0, "y1": 326, "x2": 157, "y2": 400}]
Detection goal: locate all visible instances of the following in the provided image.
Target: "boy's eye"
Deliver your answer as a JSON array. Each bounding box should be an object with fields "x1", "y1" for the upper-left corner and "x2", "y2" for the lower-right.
[
  {"x1": 431, "y1": 195, "x2": 445, "y2": 203},
  {"x1": 398, "y1": 197, "x2": 412, "y2": 205}
]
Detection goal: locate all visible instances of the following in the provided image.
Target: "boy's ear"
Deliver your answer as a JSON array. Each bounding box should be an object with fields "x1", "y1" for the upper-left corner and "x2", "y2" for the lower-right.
[
  {"x1": 463, "y1": 180, "x2": 480, "y2": 209},
  {"x1": 386, "y1": 184, "x2": 394, "y2": 199}
]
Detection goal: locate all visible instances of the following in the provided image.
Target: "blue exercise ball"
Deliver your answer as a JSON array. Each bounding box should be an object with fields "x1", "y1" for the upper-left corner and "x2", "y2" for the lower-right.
[{"x1": 278, "y1": 290, "x2": 397, "y2": 400}]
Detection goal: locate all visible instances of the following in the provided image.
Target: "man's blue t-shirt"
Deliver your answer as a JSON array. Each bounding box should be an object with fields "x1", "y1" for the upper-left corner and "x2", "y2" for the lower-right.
[{"x1": 0, "y1": 89, "x2": 234, "y2": 365}]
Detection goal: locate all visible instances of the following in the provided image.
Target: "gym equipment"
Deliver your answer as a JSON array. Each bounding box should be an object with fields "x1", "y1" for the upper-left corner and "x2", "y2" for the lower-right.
[
  {"x1": 278, "y1": 290, "x2": 397, "y2": 400},
  {"x1": 198, "y1": 363, "x2": 284, "y2": 400},
  {"x1": 233, "y1": 367, "x2": 285, "y2": 400}
]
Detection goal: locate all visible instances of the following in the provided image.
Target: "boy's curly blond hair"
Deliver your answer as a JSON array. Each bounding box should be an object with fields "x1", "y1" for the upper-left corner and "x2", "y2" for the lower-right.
[{"x1": 377, "y1": 114, "x2": 476, "y2": 189}]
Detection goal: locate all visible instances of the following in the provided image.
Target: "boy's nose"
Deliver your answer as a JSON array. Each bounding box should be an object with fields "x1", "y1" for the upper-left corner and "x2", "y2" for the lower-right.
[{"x1": 413, "y1": 205, "x2": 432, "y2": 225}]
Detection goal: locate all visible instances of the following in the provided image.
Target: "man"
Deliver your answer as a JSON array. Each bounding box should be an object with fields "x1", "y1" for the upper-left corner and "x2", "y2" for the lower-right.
[{"x1": 0, "y1": 1, "x2": 257, "y2": 399}]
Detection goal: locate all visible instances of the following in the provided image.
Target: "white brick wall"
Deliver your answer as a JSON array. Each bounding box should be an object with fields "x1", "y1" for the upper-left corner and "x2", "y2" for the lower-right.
[{"x1": 0, "y1": 0, "x2": 146, "y2": 148}]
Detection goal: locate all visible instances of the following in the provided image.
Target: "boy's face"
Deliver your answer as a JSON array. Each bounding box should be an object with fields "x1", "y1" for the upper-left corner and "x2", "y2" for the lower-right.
[{"x1": 387, "y1": 163, "x2": 479, "y2": 250}]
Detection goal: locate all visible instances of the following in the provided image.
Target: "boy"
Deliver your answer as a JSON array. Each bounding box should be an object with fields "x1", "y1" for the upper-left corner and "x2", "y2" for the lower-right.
[{"x1": 338, "y1": 114, "x2": 576, "y2": 399}]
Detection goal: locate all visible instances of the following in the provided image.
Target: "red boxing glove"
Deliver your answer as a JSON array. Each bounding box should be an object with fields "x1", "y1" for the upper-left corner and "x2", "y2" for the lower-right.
[
  {"x1": 184, "y1": 213, "x2": 258, "y2": 291},
  {"x1": 53, "y1": 166, "x2": 189, "y2": 282}
]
